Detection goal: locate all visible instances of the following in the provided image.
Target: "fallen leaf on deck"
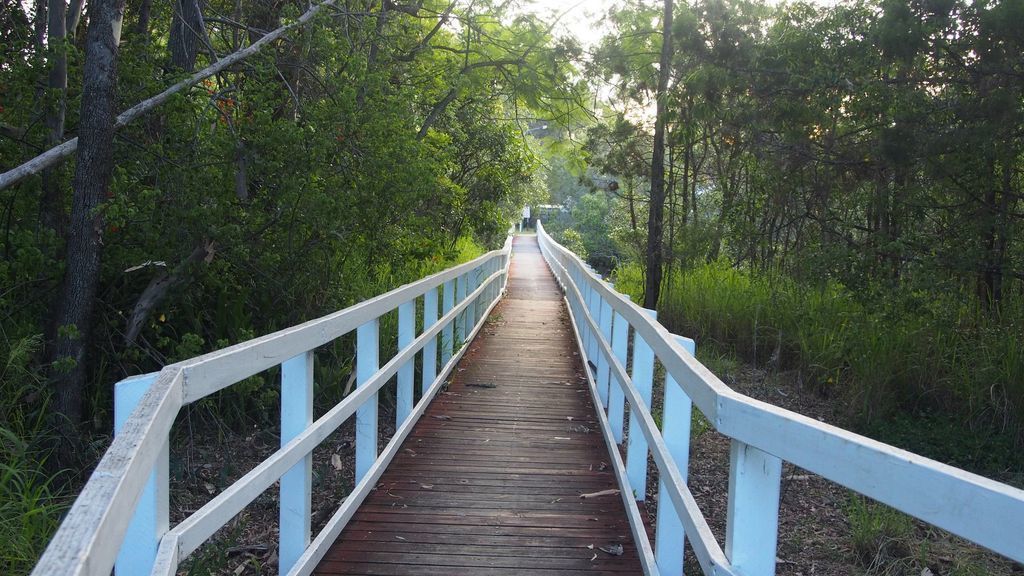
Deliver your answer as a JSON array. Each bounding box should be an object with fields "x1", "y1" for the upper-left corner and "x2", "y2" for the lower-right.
[
  {"x1": 432, "y1": 415, "x2": 453, "y2": 420},
  {"x1": 579, "y1": 489, "x2": 620, "y2": 499}
]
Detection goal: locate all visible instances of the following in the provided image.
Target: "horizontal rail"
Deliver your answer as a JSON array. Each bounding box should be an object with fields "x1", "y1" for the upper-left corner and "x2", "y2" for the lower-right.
[
  {"x1": 33, "y1": 234, "x2": 513, "y2": 576},
  {"x1": 536, "y1": 221, "x2": 1024, "y2": 575}
]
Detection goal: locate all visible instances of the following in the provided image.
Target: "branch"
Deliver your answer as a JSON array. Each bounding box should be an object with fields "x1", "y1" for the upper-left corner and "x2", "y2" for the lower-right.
[
  {"x1": 0, "y1": 0, "x2": 341, "y2": 192},
  {"x1": 124, "y1": 239, "x2": 216, "y2": 345}
]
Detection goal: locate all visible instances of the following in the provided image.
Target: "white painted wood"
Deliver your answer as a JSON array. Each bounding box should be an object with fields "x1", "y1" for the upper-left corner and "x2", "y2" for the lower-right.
[
  {"x1": 422, "y1": 288, "x2": 438, "y2": 397},
  {"x1": 167, "y1": 273, "x2": 500, "y2": 559},
  {"x1": 717, "y1": 394, "x2": 1024, "y2": 562},
  {"x1": 114, "y1": 373, "x2": 167, "y2": 576},
  {"x1": 561, "y1": 295, "x2": 659, "y2": 576},
  {"x1": 33, "y1": 249, "x2": 510, "y2": 576},
  {"x1": 655, "y1": 336, "x2": 695, "y2": 576},
  {"x1": 544, "y1": 254, "x2": 735, "y2": 575},
  {"x1": 355, "y1": 318, "x2": 379, "y2": 483},
  {"x1": 279, "y1": 351, "x2": 313, "y2": 574},
  {"x1": 626, "y1": 307, "x2": 657, "y2": 501},
  {"x1": 455, "y1": 272, "x2": 467, "y2": 347},
  {"x1": 174, "y1": 248, "x2": 506, "y2": 404},
  {"x1": 397, "y1": 300, "x2": 415, "y2": 426},
  {"x1": 149, "y1": 531, "x2": 179, "y2": 576},
  {"x1": 441, "y1": 279, "x2": 455, "y2": 365},
  {"x1": 608, "y1": 300, "x2": 630, "y2": 444},
  {"x1": 596, "y1": 290, "x2": 614, "y2": 409},
  {"x1": 725, "y1": 440, "x2": 782, "y2": 576},
  {"x1": 32, "y1": 369, "x2": 183, "y2": 576},
  {"x1": 287, "y1": 282, "x2": 506, "y2": 576}
]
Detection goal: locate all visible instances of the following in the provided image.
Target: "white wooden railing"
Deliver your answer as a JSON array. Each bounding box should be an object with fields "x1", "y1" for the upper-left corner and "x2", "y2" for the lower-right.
[
  {"x1": 536, "y1": 221, "x2": 1024, "y2": 576},
  {"x1": 32, "y1": 235, "x2": 513, "y2": 576}
]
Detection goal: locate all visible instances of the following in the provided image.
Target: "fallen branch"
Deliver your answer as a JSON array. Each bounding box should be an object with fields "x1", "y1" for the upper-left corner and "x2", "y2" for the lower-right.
[{"x1": 0, "y1": 0, "x2": 341, "y2": 191}]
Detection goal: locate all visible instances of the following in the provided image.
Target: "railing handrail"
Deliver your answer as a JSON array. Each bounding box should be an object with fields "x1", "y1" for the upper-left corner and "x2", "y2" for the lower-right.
[
  {"x1": 536, "y1": 221, "x2": 1024, "y2": 575},
  {"x1": 33, "y1": 235, "x2": 514, "y2": 576}
]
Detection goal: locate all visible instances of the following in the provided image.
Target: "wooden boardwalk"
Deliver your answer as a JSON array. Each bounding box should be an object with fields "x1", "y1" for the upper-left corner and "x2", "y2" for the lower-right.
[{"x1": 315, "y1": 235, "x2": 642, "y2": 575}]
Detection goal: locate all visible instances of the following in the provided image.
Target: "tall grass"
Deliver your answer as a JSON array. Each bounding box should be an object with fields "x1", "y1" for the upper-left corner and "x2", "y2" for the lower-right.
[
  {"x1": 0, "y1": 335, "x2": 67, "y2": 575},
  {"x1": 614, "y1": 261, "x2": 1024, "y2": 461}
]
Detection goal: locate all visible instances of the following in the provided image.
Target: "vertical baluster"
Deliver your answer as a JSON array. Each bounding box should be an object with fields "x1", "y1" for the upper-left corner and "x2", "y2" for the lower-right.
[
  {"x1": 586, "y1": 272, "x2": 601, "y2": 366},
  {"x1": 423, "y1": 287, "x2": 438, "y2": 395},
  {"x1": 596, "y1": 289, "x2": 614, "y2": 409},
  {"x1": 655, "y1": 336, "x2": 696, "y2": 576},
  {"x1": 355, "y1": 319, "x2": 379, "y2": 482},
  {"x1": 726, "y1": 440, "x2": 783, "y2": 576},
  {"x1": 455, "y1": 272, "x2": 468, "y2": 348},
  {"x1": 280, "y1": 351, "x2": 313, "y2": 573},
  {"x1": 626, "y1": 308, "x2": 657, "y2": 500},
  {"x1": 608, "y1": 296, "x2": 631, "y2": 443},
  {"x1": 466, "y1": 266, "x2": 479, "y2": 334},
  {"x1": 580, "y1": 268, "x2": 592, "y2": 362},
  {"x1": 441, "y1": 279, "x2": 455, "y2": 365},
  {"x1": 397, "y1": 300, "x2": 415, "y2": 426},
  {"x1": 114, "y1": 374, "x2": 168, "y2": 576}
]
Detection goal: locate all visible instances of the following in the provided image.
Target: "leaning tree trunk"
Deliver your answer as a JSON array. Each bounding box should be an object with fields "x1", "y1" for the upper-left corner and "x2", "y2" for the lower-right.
[
  {"x1": 644, "y1": 0, "x2": 673, "y2": 309},
  {"x1": 48, "y1": 0, "x2": 127, "y2": 472}
]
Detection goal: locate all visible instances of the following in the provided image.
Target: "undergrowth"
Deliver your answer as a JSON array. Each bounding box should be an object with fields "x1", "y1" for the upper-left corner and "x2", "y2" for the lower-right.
[{"x1": 614, "y1": 261, "x2": 1024, "y2": 476}]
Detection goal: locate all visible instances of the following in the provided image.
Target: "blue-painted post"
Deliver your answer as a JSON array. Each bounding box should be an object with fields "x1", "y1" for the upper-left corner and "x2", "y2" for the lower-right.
[
  {"x1": 608, "y1": 296, "x2": 631, "y2": 444},
  {"x1": 726, "y1": 440, "x2": 783, "y2": 576},
  {"x1": 423, "y1": 288, "x2": 438, "y2": 395},
  {"x1": 441, "y1": 280, "x2": 455, "y2": 365},
  {"x1": 466, "y1": 267, "x2": 478, "y2": 335},
  {"x1": 355, "y1": 319, "x2": 379, "y2": 482},
  {"x1": 586, "y1": 273, "x2": 602, "y2": 366},
  {"x1": 279, "y1": 351, "x2": 313, "y2": 574},
  {"x1": 455, "y1": 272, "x2": 468, "y2": 349},
  {"x1": 626, "y1": 308, "x2": 657, "y2": 500},
  {"x1": 655, "y1": 336, "x2": 696, "y2": 576},
  {"x1": 596, "y1": 289, "x2": 614, "y2": 409},
  {"x1": 114, "y1": 373, "x2": 167, "y2": 576},
  {"x1": 397, "y1": 300, "x2": 415, "y2": 426}
]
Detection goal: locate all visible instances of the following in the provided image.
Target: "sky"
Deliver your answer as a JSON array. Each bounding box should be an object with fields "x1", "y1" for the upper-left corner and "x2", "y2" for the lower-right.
[{"x1": 521, "y1": 0, "x2": 619, "y2": 48}]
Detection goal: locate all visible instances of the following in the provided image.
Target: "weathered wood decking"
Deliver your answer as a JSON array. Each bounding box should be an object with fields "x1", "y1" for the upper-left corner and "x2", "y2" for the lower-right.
[{"x1": 315, "y1": 235, "x2": 642, "y2": 575}]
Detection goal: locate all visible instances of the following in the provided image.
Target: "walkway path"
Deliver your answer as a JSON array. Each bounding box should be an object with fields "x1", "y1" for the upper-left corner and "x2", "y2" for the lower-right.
[{"x1": 314, "y1": 234, "x2": 642, "y2": 575}]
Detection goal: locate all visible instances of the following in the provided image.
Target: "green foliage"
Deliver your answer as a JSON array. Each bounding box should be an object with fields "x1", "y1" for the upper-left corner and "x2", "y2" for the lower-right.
[
  {"x1": 845, "y1": 494, "x2": 915, "y2": 570},
  {"x1": 614, "y1": 261, "x2": 1024, "y2": 468}
]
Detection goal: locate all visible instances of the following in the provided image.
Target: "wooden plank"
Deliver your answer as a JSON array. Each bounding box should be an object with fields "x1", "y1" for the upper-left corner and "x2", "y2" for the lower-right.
[{"x1": 314, "y1": 235, "x2": 642, "y2": 575}]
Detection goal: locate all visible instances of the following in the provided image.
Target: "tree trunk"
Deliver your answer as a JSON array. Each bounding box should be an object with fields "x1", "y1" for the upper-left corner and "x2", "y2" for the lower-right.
[
  {"x1": 48, "y1": 0, "x2": 127, "y2": 472},
  {"x1": 39, "y1": 0, "x2": 68, "y2": 238},
  {"x1": 644, "y1": 0, "x2": 672, "y2": 310},
  {"x1": 168, "y1": 0, "x2": 206, "y2": 71}
]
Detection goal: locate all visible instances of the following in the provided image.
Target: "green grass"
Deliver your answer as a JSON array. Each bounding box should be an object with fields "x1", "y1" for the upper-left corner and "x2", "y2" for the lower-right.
[
  {"x1": 614, "y1": 261, "x2": 1024, "y2": 475},
  {"x1": 845, "y1": 495, "x2": 915, "y2": 571}
]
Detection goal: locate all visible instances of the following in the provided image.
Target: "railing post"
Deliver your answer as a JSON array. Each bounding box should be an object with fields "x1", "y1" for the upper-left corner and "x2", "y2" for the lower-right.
[
  {"x1": 655, "y1": 336, "x2": 696, "y2": 576},
  {"x1": 596, "y1": 288, "x2": 614, "y2": 409},
  {"x1": 626, "y1": 308, "x2": 657, "y2": 500},
  {"x1": 441, "y1": 279, "x2": 455, "y2": 365},
  {"x1": 355, "y1": 318, "x2": 379, "y2": 482},
  {"x1": 423, "y1": 287, "x2": 438, "y2": 395},
  {"x1": 280, "y1": 351, "x2": 313, "y2": 574},
  {"x1": 455, "y1": 272, "x2": 468, "y2": 348},
  {"x1": 608, "y1": 296, "x2": 630, "y2": 443},
  {"x1": 726, "y1": 440, "x2": 783, "y2": 576},
  {"x1": 397, "y1": 300, "x2": 415, "y2": 426},
  {"x1": 585, "y1": 269, "x2": 601, "y2": 366},
  {"x1": 466, "y1": 266, "x2": 479, "y2": 333},
  {"x1": 114, "y1": 373, "x2": 168, "y2": 576}
]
